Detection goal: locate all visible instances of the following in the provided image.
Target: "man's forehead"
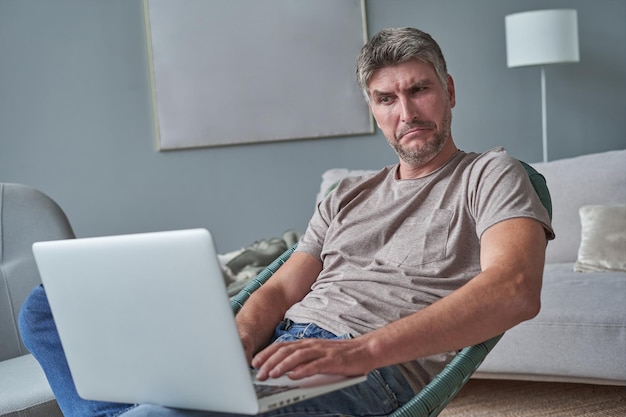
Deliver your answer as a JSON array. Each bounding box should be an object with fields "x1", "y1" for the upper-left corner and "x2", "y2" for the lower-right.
[{"x1": 368, "y1": 61, "x2": 438, "y2": 91}]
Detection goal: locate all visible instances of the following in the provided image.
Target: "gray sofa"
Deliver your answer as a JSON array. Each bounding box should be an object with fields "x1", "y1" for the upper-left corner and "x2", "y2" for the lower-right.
[
  {"x1": 0, "y1": 183, "x2": 69, "y2": 417},
  {"x1": 318, "y1": 149, "x2": 626, "y2": 386}
]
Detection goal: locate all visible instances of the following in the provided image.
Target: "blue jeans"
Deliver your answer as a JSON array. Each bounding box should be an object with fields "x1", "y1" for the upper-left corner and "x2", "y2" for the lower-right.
[{"x1": 19, "y1": 285, "x2": 415, "y2": 417}]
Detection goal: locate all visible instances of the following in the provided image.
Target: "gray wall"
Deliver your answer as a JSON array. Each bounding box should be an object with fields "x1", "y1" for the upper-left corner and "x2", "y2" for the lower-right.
[{"x1": 1, "y1": 0, "x2": 624, "y2": 251}]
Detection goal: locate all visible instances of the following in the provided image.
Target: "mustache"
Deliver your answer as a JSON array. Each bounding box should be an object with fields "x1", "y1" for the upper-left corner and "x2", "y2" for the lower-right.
[{"x1": 397, "y1": 120, "x2": 437, "y2": 139}]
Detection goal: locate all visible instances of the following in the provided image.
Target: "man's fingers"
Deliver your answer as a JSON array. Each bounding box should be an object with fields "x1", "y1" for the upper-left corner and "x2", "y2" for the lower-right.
[
  {"x1": 252, "y1": 341, "x2": 297, "y2": 379},
  {"x1": 252, "y1": 339, "x2": 361, "y2": 380}
]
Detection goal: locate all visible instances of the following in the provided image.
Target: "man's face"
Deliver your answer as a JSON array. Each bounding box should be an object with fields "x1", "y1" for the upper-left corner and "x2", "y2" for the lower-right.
[{"x1": 367, "y1": 59, "x2": 456, "y2": 167}]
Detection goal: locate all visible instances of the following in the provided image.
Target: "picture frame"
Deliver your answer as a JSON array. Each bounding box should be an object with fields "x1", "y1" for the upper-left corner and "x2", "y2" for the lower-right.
[{"x1": 143, "y1": 0, "x2": 372, "y2": 150}]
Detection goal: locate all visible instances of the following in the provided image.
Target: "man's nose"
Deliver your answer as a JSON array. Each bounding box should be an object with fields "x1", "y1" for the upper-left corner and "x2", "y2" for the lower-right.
[{"x1": 400, "y1": 97, "x2": 418, "y2": 123}]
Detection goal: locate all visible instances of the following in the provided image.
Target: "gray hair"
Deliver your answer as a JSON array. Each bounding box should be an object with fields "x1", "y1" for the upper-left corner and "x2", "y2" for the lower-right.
[{"x1": 356, "y1": 27, "x2": 448, "y2": 102}]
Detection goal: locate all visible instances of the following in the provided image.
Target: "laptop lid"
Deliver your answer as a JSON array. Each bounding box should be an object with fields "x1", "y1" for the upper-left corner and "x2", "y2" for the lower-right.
[{"x1": 33, "y1": 229, "x2": 365, "y2": 415}]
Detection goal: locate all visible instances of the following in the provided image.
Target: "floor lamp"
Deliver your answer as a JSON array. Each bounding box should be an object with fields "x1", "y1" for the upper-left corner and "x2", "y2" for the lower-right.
[{"x1": 505, "y1": 9, "x2": 580, "y2": 163}]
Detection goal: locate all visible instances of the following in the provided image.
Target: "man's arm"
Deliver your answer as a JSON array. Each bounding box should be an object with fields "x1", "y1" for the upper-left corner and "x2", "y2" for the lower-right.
[
  {"x1": 252, "y1": 217, "x2": 547, "y2": 380},
  {"x1": 235, "y1": 251, "x2": 322, "y2": 364}
]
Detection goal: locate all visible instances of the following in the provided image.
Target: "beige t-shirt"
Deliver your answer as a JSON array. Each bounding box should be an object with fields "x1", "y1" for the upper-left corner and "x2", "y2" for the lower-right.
[{"x1": 286, "y1": 148, "x2": 554, "y2": 390}]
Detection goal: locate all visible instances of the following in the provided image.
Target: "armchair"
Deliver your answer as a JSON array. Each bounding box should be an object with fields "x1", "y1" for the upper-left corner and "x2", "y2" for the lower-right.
[
  {"x1": 0, "y1": 183, "x2": 72, "y2": 417},
  {"x1": 230, "y1": 161, "x2": 552, "y2": 417}
]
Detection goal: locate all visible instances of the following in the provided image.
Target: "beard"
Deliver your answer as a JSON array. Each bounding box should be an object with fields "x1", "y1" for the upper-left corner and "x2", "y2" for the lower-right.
[{"x1": 388, "y1": 105, "x2": 452, "y2": 167}]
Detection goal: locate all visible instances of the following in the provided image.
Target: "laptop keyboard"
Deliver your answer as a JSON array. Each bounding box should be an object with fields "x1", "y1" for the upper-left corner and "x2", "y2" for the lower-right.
[
  {"x1": 254, "y1": 383, "x2": 294, "y2": 399},
  {"x1": 250, "y1": 369, "x2": 298, "y2": 399}
]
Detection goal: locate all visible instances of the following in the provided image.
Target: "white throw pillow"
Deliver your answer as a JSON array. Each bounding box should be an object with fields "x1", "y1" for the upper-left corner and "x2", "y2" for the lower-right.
[{"x1": 574, "y1": 204, "x2": 626, "y2": 272}]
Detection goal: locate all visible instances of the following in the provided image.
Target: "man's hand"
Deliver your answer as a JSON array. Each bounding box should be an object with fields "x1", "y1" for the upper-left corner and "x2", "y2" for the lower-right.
[{"x1": 251, "y1": 337, "x2": 375, "y2": 381}]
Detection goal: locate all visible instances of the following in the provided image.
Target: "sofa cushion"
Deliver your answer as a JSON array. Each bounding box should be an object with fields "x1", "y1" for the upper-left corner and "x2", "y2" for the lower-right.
[
  {"x1": 477, "y1": 263, "x2": 626, "y2": 384},
  {"x1": 316, "y1": 168, "x2": 377, "y2": 204},
  {"x1": 0, "y1": 354, "x2": 62, "y2": 417},
  {"x1": 574, "y1": 204, "x2": 626, "y2": 272},
  {"x1": 530, "y1": 150, "x2": 626, "y2": 264}
]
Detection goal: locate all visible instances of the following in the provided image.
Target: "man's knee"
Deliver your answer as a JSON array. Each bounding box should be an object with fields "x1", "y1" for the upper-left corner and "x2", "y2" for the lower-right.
[{"x1": 18, "y1": 284, "x2": 52, "y2": 349}]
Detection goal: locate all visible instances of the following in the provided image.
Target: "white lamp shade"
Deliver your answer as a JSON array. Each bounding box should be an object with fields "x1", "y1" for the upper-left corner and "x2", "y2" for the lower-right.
[{"x1": 506, "y1": 9, "x2": 580, "y2": 68}]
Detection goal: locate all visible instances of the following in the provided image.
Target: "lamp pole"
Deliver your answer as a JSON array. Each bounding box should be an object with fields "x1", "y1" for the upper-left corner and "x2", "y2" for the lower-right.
[
  {"x1": 541, "y1": 66, "x2": 548, "y2": 163},
  {"x1": 505, "y1": 9, "x2": 579, "y2": 164}
]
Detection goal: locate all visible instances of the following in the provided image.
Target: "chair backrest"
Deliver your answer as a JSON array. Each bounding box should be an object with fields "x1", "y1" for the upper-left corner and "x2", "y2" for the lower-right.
[
  {"x1": 0, "y1": 183, "x2": 75, "y2": 361},
  {"x1": 519, "y1": 160, "x2": 552, "y2": 220}
]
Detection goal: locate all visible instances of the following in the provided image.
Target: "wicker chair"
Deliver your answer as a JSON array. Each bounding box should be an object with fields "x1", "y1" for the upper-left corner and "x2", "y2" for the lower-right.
[{"x1": 230, "y1": 161, "x2": 552, "y2": 417}]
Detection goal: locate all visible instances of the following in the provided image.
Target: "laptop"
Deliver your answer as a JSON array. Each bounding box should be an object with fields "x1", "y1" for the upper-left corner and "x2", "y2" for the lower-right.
[{"x1": 32, "y1": 228, "x2": 367, "y2": 415}]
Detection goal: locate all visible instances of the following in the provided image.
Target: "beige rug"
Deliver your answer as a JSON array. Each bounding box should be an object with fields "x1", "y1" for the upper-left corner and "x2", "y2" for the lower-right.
[{"x1": 439, "y1": 379, "x2": 626, "y2": 417}]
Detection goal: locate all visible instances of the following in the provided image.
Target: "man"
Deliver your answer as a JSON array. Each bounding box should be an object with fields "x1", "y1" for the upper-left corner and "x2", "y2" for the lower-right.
[{"x1": 19, "y1": 27, "x2": 554, "y2": 417}]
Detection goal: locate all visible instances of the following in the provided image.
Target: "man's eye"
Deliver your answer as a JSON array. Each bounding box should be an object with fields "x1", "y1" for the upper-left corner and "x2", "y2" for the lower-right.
[{"x1": 378, "y1": 96, "x2": 392, "y2": 104}]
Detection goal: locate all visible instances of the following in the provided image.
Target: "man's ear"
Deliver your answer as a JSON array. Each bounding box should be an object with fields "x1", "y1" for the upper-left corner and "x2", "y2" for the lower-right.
[{"x1": 447, "y1": 75, "x2": 456, "y2": 108}]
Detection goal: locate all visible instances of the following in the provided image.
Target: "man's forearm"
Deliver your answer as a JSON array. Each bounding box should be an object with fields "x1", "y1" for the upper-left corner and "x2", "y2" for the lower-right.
[
  {"x1": 235, "y1": 252, "x2": 323, "y2": 362},
  {"x1": 235, "y1": 284, "x2": 294, "y2": 361}
]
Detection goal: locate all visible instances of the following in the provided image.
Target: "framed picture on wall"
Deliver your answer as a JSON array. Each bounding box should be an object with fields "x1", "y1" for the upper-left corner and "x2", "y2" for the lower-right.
[{"x1": 143, "y1": 0, "x2": 372, "y2": 150}]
